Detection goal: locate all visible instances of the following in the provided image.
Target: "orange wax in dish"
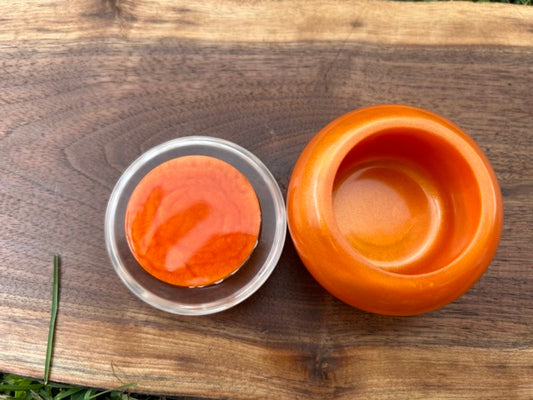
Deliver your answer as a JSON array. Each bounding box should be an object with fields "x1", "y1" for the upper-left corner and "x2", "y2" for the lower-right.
[{"x1": 125, "y1": 155, "x2": 261, "y2": 287}]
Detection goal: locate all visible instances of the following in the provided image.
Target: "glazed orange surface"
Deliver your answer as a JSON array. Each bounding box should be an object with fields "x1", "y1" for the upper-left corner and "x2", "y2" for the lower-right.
[
  {"x1": 125, "y1": 155, "x2": 261, "y2": 287},
  {"x1": 287, "y1": 105, "x2": 503, "y2": 315},
  {"x1": 333, "y1": 162, "x2": 443, "y2": 270}
]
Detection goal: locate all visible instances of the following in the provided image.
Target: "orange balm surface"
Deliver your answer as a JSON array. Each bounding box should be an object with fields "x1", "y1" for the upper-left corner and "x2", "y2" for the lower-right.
[{"x1": 125, "y1": 155, "x2": 261, "y2": 287}]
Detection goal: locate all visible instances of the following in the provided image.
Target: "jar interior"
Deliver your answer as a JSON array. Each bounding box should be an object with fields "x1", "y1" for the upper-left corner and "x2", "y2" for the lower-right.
[{"x1": 332, "y1": 128, "x2": 482, "y2": 275}]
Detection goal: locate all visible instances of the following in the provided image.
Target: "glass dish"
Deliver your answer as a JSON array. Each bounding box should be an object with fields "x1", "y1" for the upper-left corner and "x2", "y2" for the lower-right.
[{"x1": 105, "y1": 136, "x2": 286, "y2": 315}]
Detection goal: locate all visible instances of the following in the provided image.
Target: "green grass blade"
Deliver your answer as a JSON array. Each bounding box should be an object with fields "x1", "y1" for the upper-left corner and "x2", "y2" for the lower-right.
[
  {"x1": 86, "y1": 384, "x2": 137, "y2": 400},
  {"x1": 44, "y1": 255, "x2": 60, "y2": 385},
  {"x1": 30, "y1": 390, "x2": 44, "y2": 400},
  {"x1": 52, "y1": 387, "x2": 85, "y2": 400},
  {"x1": 0, "y1": 384, "x2": 45, "y2": 392},
  {"x1": 36, "y1": 386, "x2": 53, "y2": 400},
  {"x1": 45, "y1": 383, "x2": 82, "y2": 390}
]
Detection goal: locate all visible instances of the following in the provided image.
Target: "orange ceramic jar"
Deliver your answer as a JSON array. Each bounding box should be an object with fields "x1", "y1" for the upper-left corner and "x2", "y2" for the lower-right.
[{"x1": 287, "y1": 105, "x2": 503, "y2": 315}]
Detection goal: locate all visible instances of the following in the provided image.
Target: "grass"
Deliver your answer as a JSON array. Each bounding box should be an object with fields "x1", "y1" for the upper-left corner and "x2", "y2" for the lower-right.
[
  {"x1": 0, "y1": 374, "x2": 199, "y2": 400},
  {"x1": 0, "y1": 374, "x2": 140, "y2": 400},
  {"x1": 44, "y1": 255, "x2": 59, "y2": 386},
  {"x1": 0, "y1": 256, "x2": 139, "y2": 400},
  {"x1": 0, "y1": 255, "x2": 192, "y2": 400}
]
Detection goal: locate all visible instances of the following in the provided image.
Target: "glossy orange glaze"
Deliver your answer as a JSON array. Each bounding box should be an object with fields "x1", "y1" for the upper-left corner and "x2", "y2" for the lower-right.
[
  {"x1": 287, "y1": 105, "x2": 503, "y2": 315},
  {"x1": 125, "y1": 155, "x2": 261, "y2": 287},
  {"x1": 333, "y1": 162, "x2": 443, "y2": 270}
]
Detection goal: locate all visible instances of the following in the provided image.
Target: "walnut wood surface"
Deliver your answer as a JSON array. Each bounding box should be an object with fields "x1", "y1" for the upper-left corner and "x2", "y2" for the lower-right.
[{"x1": 1, "y1": 1, "x2": 532, "y2": 399}]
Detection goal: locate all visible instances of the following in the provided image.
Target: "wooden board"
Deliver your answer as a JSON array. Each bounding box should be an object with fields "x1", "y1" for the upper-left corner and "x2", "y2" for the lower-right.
[{"x1": 1, "y1": 1, "x2": 532, "y2": 399}]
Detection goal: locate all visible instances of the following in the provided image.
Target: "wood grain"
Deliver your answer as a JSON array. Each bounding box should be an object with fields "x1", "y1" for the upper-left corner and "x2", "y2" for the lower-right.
[
  {"x1": 1, "y1": 1, "x2": 532, "y2": 399},
  {"x1": 1, "y1": 0, "x2": 532, "y2": 45}
]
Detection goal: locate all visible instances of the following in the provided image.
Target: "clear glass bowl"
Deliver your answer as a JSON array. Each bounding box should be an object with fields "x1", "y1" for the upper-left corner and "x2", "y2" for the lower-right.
[{"x1": 105, "y1": 136, "x2": 286, "y2": 315}]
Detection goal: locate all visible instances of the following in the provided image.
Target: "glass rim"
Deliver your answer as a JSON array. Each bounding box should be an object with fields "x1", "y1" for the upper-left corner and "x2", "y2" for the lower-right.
[{"x1": 105, "y1": 136, "x2": 287, "y2": 315}]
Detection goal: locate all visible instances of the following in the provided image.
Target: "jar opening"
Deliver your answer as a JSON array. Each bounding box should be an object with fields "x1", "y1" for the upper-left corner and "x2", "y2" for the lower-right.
[{"x1": 332, "y1": 128, "x2": 482, "y2": 275}]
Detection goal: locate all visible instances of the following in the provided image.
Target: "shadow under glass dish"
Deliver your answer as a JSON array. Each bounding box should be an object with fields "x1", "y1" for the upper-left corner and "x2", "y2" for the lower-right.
[{"x1": 105, "y1": 136, "x2": 286, "y2": 315}]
